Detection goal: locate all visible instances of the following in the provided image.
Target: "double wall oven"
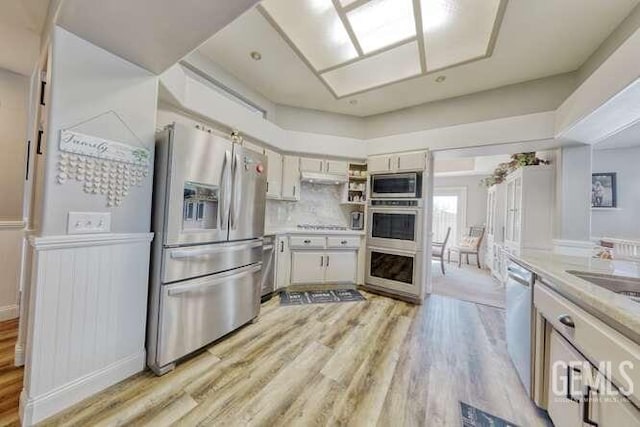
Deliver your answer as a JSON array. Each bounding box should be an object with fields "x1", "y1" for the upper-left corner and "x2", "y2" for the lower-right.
[{"x1": 365, "y1": 173, "x2": 424, "y2": 299}]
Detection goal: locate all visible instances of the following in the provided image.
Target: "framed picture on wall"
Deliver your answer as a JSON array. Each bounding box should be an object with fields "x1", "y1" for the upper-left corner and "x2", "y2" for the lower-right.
[{"x1": 592, "y1": 172, "x2": 617, "y2": 208}]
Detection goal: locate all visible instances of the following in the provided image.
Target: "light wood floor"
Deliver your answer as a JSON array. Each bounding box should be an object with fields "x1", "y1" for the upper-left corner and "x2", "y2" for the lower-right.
[
  {"x1": 432, "y1": 263, "x2": 505, "y2": 309},
  {"x1": 39, "y1": 292, "x2": 549, "y2": 426},
  {"x1": 0, "y1": 318, "x2": 22, "y2": 427}
]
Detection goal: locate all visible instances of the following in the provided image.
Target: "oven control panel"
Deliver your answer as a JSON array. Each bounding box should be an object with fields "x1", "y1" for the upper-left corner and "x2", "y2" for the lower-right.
[{"x1": 370, "y1": 199, "x2": 421, "y2": 207}]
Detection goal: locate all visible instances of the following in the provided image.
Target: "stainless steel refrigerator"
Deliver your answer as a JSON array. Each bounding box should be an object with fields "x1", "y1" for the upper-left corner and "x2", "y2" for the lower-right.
[{"x1": 147, "y1": 123, "x2": 267, "y2": 375}]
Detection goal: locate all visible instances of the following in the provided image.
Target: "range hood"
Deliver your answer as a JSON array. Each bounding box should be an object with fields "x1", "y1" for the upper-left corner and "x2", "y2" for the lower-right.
[{"x1": 300, "y1": 171, "x2": 348, "y2": 185}]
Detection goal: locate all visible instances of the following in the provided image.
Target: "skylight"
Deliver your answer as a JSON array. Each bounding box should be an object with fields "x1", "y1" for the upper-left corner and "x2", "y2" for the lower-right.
[
  {"x1": 347, "y1": 0, "x2": 416, "y2": 54},
  {"x1": 260, "y1": 0, "x2": 504, "y2": 98}
]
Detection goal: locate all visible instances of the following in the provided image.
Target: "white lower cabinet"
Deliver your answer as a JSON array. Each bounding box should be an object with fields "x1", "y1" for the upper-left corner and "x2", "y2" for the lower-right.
[
  {"x1": 274, "y1": 235, "x2": 290, "y2": 290},
  {"x1": 291, "y1": 250, "x2": 357, "y2": 285},
  {"x1": 324, "y1": 251, "x2": 357, "y2": 283},
  {"x1": 547, "y1": 330, "x2": 640, "y2": 427},
  {"x1": 547, "y1": 330, "x2": 586, "y2": 427},
  {"x1": 291, "y1": 251, "x2": 326, "y2": 284}
]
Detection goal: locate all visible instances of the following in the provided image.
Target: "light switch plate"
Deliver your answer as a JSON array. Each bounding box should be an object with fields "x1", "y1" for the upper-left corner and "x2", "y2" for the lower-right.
[{"x1": 67, "y1": 212, "x2": 111, "y2": 234}]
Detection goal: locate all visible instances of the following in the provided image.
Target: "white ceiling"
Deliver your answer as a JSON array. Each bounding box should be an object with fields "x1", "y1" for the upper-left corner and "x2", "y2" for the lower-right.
[
  {"x1": 198, "y1": 0, "x2": 640, "y2": 116},
  {"x1": 594, "y1": 121, "x2": 640, "y2": 150},
  {"x1": 0, "y1": 0, "x2": 50, "y2": 75},
  {"x1": 56, "y1": 0, "x2": 260, "y2": 74}
]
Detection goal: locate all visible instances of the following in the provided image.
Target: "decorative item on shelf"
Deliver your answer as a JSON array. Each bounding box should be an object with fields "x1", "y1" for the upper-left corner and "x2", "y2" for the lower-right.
[
  {"x1": 591, "y1": 172, "x2": 617, "y2": 208},
  {"x1": 480, "y1": 152, "x2": 550, "y2": 187},
  {"x1": 56, "y1": 111, "x2": 150, "y2": 207}
]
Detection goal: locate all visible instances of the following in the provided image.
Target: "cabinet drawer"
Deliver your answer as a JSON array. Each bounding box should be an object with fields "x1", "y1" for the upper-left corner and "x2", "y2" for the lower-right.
[
  {"x1": 289, "y1": 236, "x2": 326, "y2": 249},
  {"x1": 326, "y1": 236, "x2": 360, "y2": 249},
  {"x1": 535, "y1": 282, "x2": 640, "y2": 404}
]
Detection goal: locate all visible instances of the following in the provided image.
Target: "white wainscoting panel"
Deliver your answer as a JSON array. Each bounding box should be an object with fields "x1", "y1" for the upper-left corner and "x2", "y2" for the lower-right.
[
  {"x1": 20, "y1": 233, "x2": 153, "y2": 425},
  {"x1": 0, "y1": 222, "x2": 25, "y2": 321}
]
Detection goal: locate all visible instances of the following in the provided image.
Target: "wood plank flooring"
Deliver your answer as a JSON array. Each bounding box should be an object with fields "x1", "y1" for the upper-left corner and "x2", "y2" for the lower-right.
[
  {"x1": 38, "y1": 292, "x2": 549, "y2": 426},
  {"x1": 0, "y1": 318, "x2": 22, "y2": 427}
]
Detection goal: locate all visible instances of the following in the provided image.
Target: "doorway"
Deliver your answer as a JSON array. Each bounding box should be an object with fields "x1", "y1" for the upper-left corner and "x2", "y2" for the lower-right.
[{"x1": 433, "y1": 187, "x2": 467, "y2": 248}]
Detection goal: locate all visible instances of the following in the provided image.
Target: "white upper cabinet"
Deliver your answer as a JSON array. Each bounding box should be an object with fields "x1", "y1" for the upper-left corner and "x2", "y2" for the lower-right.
[
  {"x1": 396, "y1": 152, "x2": 425, "y2": 172},
  {"x1": 265, "y1": 148, "x2": 282, "y2": 199},
  {"x1": 325, "y1": 160, "x2": 348, "y2": 175},
  {"x1": 300, "y1": 157, "x2": 324, "y2": 173},
  {"x1": 368, "y1": 155, "x2": 393, "y2": 173},
  {"x1": 281, "y1": 155, "x2": 300, "y2": 201},
  {"x1": 368, "y1": 151, "x2": 427, "y2": 173},
  {"x1": 503, "y1": 165, "x2": 554, "y2": 253},
  {"x1": 300, "y1": 157, "x2": 348, "y2": 175}
]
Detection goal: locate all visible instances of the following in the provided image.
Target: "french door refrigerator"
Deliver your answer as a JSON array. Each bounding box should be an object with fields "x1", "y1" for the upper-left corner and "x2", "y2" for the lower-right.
[{"x1": 147, "y1": 123, "x2": 267, "y2": 375}]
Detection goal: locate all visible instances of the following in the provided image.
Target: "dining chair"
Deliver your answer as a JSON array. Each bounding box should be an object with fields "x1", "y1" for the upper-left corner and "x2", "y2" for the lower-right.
[
  {"x1": 448, "y1": 226, "x2": 486, "y2": 268},
  {"x1": 432, "y1": 227, "x2": 451, "y2": 275}
]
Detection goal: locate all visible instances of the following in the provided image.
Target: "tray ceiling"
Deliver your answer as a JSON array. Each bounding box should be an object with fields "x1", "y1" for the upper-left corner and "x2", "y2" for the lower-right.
[
  {"x1": 198, "y1": 0, "x2": 640, "y2": 116},
  {"x1": 259, "y1": 0, "x2": 505, "y2": 98}
]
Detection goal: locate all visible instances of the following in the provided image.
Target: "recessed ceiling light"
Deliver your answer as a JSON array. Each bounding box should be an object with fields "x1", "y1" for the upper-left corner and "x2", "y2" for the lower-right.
[
  {"x1": 435, "y1": 75, "x2": 446, "y2": 83},
  {"x1": 349, "y1": 99, "x2": 358, "y2": 105},
  {"x1": 250, "y1": 51, "x2": 262, "y2": 61}
]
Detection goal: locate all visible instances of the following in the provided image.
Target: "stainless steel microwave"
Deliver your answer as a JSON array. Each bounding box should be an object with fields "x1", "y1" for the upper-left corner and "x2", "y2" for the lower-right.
[{"x1": 370, "y1": 173, "x2": 422, "y2": 199}]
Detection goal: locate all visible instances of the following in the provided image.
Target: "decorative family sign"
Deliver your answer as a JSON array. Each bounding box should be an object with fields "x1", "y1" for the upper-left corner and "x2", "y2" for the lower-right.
[{"x1": 57, "y1": 130, "x2": 150, "y2": 207}]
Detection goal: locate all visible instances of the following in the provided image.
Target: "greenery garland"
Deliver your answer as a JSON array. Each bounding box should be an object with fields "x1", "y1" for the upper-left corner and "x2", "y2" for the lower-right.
[{"x1": 480, "y1": 152, "x2": 550, "y2": 187}]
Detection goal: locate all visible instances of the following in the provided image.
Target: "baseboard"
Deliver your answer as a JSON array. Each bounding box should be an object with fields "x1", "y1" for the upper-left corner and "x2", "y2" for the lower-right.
[
  {"x1": 20, "y1": 350, "x2": 145, "y2": 426},
  {"x1": 14, "y1": 343, "x2": 25, "y2": 367},
  {"x1": 553, "y1": 239, "x2": 595, "y2": 257},
  {"x1": 0, "y1": 304, "x2": 18, "y2": 322}
]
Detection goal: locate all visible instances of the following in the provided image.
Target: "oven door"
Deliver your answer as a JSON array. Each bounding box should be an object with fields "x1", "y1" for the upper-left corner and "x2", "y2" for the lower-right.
[
  {"x1": 371, "y1": 173, "x2": 419, "y2": 198},
  {"x1": 365, "y1": 246, "x2": 421, "y2": 296},
  {"x1": 368, "y1": 207, "x2": 422, "y2": 251}
]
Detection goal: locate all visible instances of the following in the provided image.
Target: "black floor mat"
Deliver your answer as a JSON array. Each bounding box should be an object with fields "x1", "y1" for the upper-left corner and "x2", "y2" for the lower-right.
[
  {"x1": 279, "y1": 289, "x2": 365, "y2": 306},
  {"x1": 460, "y1": 402, "x2": 519, "y2": 427}
]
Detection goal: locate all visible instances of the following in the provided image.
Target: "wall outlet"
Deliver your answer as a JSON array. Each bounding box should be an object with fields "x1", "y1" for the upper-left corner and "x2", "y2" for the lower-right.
[{"x1": 67, "y1": 212, "x2": 111, "y2": 234}]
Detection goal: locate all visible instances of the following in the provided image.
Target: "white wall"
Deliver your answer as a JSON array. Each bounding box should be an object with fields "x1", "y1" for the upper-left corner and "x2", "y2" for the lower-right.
[
  {"x1": 40, "y1": 27, "x2": 158, "y2": 235},
  {"x1": 591, "y1": 146, "x2": 640, "y2": 239},
  {"x1": 557, "y1": 146, "x2": 592, "y2": 243},
  {"x1": 21, "y1": 27, "x2": 158, "y2": 425},
  {"x1": 364, "y1": 73, "x2": 576, "y2": 139},
  {"x1": 0, "y1": 67, "x2": 28, "y2": 220},
  {"x1": 0, "y1": 226, "x2": 22, "y2": 321}
]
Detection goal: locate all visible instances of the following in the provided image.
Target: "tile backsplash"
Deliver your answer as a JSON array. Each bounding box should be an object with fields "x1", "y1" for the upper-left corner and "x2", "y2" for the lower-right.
[{"x1": 266, "y1": 182, "x2": 350, "y2": 228}]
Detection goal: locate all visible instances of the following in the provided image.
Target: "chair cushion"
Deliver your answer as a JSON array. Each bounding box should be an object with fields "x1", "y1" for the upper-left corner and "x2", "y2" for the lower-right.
[{"x1": 459, "y1": 236, "x2": 480, "y2": 249}]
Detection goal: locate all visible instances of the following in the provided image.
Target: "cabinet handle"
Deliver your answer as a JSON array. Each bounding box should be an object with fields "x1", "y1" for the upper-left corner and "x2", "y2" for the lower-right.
[
  {"x1": 279, "y1": 241, "x2": 284, "y2": 252},
  {"x1": 266, "y1": 181, "x2": 269, "y2": 192},
  {"x1": 326, "y1": 255, "x2": 329, "y2": 267},
  {"x1": 582, "y1": 385, "x2": 598, "y2": 426},
  {"x1": 558, "y1": 315, "x2": 575, "y2": 328},
  {"x1": 40, "y1": 80, "x2": 46, "y2": 106},
  {"x1": 293, "y1": 185, "x2": 296, "y2": 196},
  {"x1": 341, "y1": 240, "x2": 348, "y2": 245},
  {"x1": 320, "y1": 256, "x2": 324, "y2": 267},
  {"x1": 37, "y1": 130, "x2": 44, "y2": 154},
  {"x1": 397, "y1": 157, "x2": 400, "y2": 169},
  {"x1": 566, "y1": 366, "x2": 580, "y2": 403},
  {"x1": 387, "y1": 157, "x2": 391, "y2": 170},
  {"x1": 319, "y1": 162, "x2": 322, "y2": 172},
  {"x1": 304, "y1": 239, "x2": 311, "y2": 244},
  {"x1": 25, "y1": 140, "x2": 31, "y2": 180}
]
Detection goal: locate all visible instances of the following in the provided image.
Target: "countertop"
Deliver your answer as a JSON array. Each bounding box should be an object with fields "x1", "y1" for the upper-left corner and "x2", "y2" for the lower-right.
[
  {"x1": 265, "y1": 227, "x2": 365, "y2": 236},
  {"x1": 509, "y1": 250, "x2": 640, "y2": 342}
]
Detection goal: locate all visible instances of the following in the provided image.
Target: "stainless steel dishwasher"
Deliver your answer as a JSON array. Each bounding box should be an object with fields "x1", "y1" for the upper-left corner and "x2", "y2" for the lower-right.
[
  {"x1": 506, "y1": 259, "x2": 535, "y2": 397},
  {"x1": 261, "y1": 235, "x2": 276, "y2": 300}
]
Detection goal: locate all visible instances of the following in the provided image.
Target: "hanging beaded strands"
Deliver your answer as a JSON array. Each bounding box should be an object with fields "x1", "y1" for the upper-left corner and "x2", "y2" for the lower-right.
[{"x1": 56, "y1": 111, "x2": 151, "y2": 207}]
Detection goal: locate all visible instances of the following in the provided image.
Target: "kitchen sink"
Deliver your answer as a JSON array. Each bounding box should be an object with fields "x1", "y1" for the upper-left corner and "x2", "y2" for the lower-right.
[{"x1": 567, "y1": 270, "x2": 640, "y2": 303}]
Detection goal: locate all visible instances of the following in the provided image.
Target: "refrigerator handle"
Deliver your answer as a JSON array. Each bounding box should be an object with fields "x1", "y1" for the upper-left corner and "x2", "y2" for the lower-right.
[
  {"x1": 220, "y1": 150, "x2": 232, "y2": 229},
  {"x1": 231, "y1": 152, "x2": 242, "y2": 230}
]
